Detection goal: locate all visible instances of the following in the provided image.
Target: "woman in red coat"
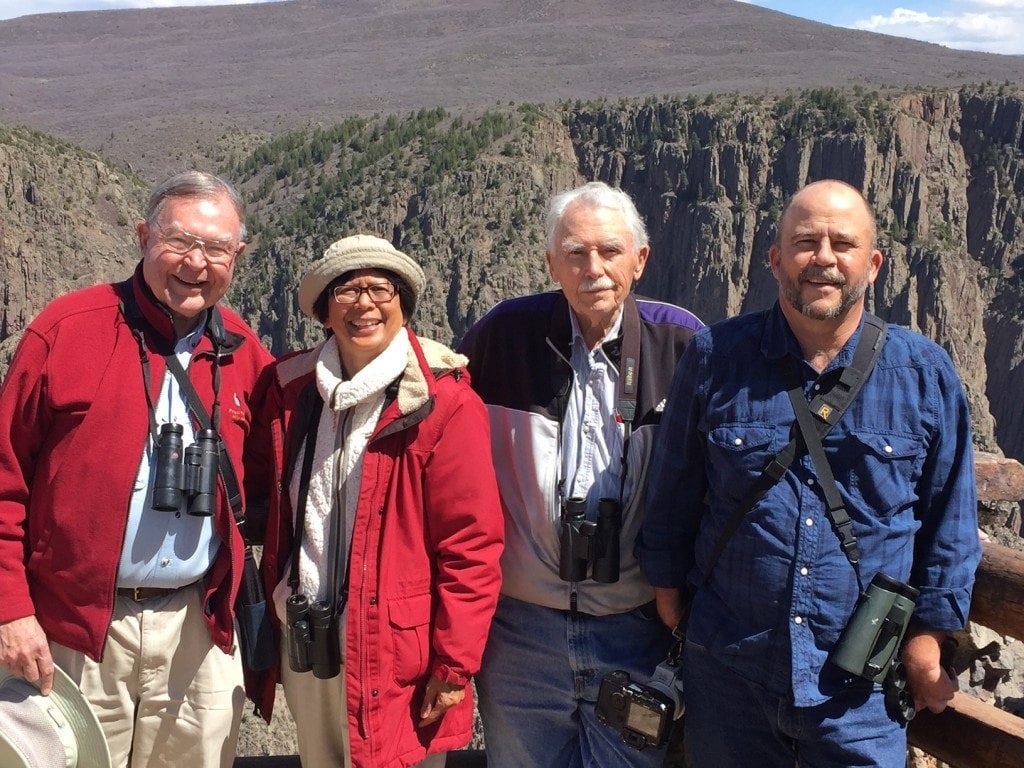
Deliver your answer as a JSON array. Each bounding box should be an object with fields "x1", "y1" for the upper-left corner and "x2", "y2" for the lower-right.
[{"x1": 246, "y1": 234, "x2": 504, "y2": 768}]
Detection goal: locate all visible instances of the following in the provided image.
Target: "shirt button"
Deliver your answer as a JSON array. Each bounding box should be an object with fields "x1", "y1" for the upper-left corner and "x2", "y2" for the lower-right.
[
  {"x1": 884, "y1": 445, "x2": 893, "y2": 454},
  {"x1": 807, "y1": 478, "x2": 815, "y2": 486},
  {"x1": 800, "y1": 567, "x2": 809, "y2": 576},
  {"x1": 369, "y1": 596, "x2": 377, "y2": 605},
  {"x1": 805, "y1": 518, "x2": 814, "y2": 526},
  {"x1": 583, "y1": 425, "x2": 591, "y2": 434},
  {"x1": 813, "y1": 384, "x2": 821, "y2": 391},
  {"x1": 733, "y1": 438, "x2": 743, "y2": 446},
  {"x1": 160, "y1": 558, "x2": 171, "y2": 567},
  {"x1": 794, "y1": 616, "x2": 803, "y2": 625}
]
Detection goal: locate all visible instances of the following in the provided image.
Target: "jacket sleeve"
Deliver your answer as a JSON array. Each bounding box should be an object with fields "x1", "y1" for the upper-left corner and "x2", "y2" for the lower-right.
[
  {"x1": 422, "y1": 381, "x2": 504, "y2": 685},
  {"x1": 637, "y1": 335, "x2": 709, "y2": 590},
  {"x1": 242, "y1": 364, "x2": 280, "y2": 546},
  {"x1": 0, "y1": 329, "x2": 51, "y2": 623}
]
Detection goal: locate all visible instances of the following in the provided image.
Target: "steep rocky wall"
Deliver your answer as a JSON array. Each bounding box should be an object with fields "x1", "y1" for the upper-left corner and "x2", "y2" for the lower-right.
[
  {"x1": 0, "y1": 125, "x2": 145, "y2": 367},
  {"x1": 565, "y1": 89, "x2": 1021, "y2": 455}
]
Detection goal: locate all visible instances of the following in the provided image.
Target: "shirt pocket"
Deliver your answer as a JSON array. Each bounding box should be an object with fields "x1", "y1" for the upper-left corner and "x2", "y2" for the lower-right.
[
  {"x1": 844, "y1": 431, "x2": 924, "y2": 516},
  {"x1": 388, "y1": 592, "x2": 432, "y2": 685},
  {"x1": 706, "y1": 425, "x2": 778, "y2": 481}
]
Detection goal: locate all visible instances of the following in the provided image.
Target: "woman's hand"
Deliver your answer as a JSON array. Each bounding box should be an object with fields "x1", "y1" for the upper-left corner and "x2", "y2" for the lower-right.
[{"x1": 419, "y1": 677, "x2": 466, "y2": 727}]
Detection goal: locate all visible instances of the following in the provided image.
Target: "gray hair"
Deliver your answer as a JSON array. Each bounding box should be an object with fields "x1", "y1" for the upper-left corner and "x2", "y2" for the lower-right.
[
  {"x1": 146, "y1": 171, "x2": 248, "y2": 241},
  {"x1": 545, "y1": 181, "x2": 648, "y2": 253}
]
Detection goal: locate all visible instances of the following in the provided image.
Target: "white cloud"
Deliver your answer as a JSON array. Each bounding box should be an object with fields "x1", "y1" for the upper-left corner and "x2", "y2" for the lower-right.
[{"x1": 853, "y1": 4, "x2": 1024, "y2": 54}]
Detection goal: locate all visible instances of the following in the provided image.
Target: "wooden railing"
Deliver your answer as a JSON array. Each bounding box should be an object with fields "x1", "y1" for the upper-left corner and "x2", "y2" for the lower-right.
[{"x1": 908, "y1": 541, "x2": 1024, "y2": 767}]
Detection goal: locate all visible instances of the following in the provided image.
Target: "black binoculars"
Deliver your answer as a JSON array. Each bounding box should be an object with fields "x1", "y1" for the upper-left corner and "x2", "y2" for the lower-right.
[
  {"x1": 152, "y1": 423, "x2": 220, "y2": 516},
  {"x1": 559, "y1": 496, "x2": 621, "y2": 584},
  {"x1": 285, "y1": 594, "x2": 341, "y2": 679}
]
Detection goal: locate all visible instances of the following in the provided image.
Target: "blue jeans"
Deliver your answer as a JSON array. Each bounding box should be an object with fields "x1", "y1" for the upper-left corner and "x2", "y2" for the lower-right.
[
  {"x1": 683, "y1": 641, "x2": 907, "y2": 768},
  {"x1": 476, "y1": 594, "x2": 673, "y2": 768}
]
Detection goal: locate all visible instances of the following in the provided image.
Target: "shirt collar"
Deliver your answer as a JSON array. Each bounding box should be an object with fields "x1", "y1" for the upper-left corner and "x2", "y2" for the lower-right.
[
  {"x1": 175, "y1": 310, "x2": 209, "y2": 354},
  {"x1": 761, "y1": 301, "x2": 867, "y2": 374},
  {"x1": 568, "y1": 305, "x2": 624, "y2": 357}
]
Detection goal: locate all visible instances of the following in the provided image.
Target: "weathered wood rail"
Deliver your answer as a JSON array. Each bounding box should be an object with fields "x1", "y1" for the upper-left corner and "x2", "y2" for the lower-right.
[{"x1": 905, "y1": 452, "x2": 1024, "y2": 767}]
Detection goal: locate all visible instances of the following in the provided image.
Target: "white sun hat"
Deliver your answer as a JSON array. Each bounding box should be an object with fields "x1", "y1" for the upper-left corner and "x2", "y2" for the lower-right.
[{"x1": 0, "y1": 665, "x2": 111, "y2": 768}]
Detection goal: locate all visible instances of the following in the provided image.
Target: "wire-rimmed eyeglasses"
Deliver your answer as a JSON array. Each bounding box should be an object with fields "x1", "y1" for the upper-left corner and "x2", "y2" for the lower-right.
[{"x1": 153, "y1": 225, "x2": 241, "y2": 265}]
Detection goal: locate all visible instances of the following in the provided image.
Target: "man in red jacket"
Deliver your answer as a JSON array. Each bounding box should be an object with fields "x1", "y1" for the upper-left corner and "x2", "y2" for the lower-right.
[{"x1": 0, "y1": 171, "x2": 272, "y2": 767}]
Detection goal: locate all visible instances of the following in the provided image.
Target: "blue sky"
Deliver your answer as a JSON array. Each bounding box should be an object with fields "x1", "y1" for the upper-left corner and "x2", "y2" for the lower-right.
[
  {"x1": 0, "y1": 1, "x2": 1022, "y2": 55},
  {"x1": 745, "y1": 0, "x2": 1024, "y2": 54}
]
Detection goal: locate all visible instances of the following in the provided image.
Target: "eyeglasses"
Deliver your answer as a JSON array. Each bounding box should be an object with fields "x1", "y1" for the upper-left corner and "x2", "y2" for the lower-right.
[
  {"x1": 153, "y1": 225, "x2": 241, "y2": 265},
  {"x1": 331, "y1": 281, "x2": 398, "y2": 305}
]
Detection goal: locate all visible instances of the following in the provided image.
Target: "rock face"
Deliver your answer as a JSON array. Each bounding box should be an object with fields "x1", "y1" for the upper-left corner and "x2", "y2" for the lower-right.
[
  {"x1": 0, "y1": 124, "x2": 145, "y2": 366},
  {"x1": 219, "y1": 87, "x2": 1024, "y2": 460},
  {"x1": 5, "y1": 87, "x2": 1024, "y2": 458}
]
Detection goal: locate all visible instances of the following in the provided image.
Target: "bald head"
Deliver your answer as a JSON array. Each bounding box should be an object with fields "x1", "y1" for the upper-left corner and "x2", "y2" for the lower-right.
[
  {"x1": 768, "y1": 179, "x2": 884, "y2": 328},
  {"x1": 776, "y1": 180, "x2": 876, "y2": 250}
]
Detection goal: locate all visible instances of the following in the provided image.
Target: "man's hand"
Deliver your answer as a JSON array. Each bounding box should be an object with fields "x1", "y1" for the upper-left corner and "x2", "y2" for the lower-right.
[
  {"x1": 418, "y1": 677, "x2": 465, "y2": 727},
  {"x1": 0, "y1": 616, "x2": 54, "y2": 695},
  {"x1": 654, "y1": 587, "x2": 684, "y2": 631},
  {"x1": 903, "y1": 630, "x2": 957, "y2": 714}
]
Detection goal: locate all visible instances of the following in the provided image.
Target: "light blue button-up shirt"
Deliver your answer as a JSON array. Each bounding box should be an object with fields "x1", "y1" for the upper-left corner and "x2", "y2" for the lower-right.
[
  {"x1": 117, "y1": 318, "x2": 220, "y2": 588},
  {"x1": 560, "y1": 308, "x2": 629, "y2": 518}
]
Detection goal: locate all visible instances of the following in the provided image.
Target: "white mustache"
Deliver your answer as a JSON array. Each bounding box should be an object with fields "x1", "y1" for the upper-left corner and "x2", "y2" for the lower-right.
[{"x1": 580, "y1": 278, "x2": 616, "y2": 292}]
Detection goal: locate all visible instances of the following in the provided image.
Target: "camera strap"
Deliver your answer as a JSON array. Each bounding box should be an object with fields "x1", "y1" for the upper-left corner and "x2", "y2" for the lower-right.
[
  {"x1": 785, "y1": 359, "x2": 864, "y2": 588},
  {"x1": 700, "y1": 313, "x2": 886, "y2": 587},
  {"x1": 160, "y1": 329, "x2": 250, "y2": 531},
  {"x1": 288, "y1": 392, "x2": 323, "y2": 594},
  {"x1": 285, "y1": 381, "x2": 354, "y2": 617},
  {"x1": 614, "y1": 294, "x2": 641, "y2": 506}
]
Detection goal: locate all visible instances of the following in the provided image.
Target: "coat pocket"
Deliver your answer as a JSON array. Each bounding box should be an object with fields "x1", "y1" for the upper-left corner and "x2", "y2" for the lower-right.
[{"x1": 388, "y1": 593, "x2": 432, "y2": 685}]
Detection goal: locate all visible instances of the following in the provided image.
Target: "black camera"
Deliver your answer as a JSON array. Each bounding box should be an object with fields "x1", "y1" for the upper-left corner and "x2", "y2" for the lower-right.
[
  {"x1": 285, "y1": 593, "x2": 341, "y2": 679},
  {"x1": 558, "y1": 497, "x2": 621, "y2": 584},
  {"x1": 151, "y1": 422, "x2": 220, "y2": 516},
  {"x1": 596, "y1": 660, "x2": 683, "y2": 750}
]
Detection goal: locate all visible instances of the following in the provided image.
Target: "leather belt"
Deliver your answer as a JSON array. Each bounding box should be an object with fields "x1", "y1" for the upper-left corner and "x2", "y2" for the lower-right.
[{"x1": 117, "y1": 585, "x2": 184, "y2": 602}]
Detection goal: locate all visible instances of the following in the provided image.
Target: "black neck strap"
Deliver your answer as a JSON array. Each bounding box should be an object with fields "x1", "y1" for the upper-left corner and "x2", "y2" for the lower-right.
[
  {"x1": 615, "y1": 294, "x2": 642, "y2": 504},
  {"x1": 288, "y1": 399, "x2": 322, "y2": 593},
  {"x1": 286, "y1": 382, "x2": 354, "y2": 617},
  {"x1": 700, "y1": 313, "x2": 887, "y2": 587},
  {"x1": 119, "y1": 293, "x2": 246, "y2": 531},
  {"x1": 786, "y1": 360, "x2": 863, "y2": 589}
]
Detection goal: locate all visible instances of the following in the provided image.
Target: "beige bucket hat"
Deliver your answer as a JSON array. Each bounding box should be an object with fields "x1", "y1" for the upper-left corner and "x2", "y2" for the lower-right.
[{"x1": 0, "y1": 665, "x2": 111, "y2": 768}]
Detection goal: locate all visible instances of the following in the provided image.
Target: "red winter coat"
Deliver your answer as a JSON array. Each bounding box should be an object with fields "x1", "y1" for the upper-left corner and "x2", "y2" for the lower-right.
[
  {"x1": 0, "y1": 266, "x2": 272, "y2": 658},
  {"x1": 246, "y1": 330, "x2": 504, "y2": 768}
]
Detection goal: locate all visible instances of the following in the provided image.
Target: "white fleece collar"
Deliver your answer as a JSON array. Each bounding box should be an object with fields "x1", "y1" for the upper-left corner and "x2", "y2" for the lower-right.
[{"x1": 315, "y1": 326, "x2": 411, "y2": 412}]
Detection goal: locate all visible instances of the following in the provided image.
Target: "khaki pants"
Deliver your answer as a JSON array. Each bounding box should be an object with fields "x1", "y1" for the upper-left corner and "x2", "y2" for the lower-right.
[
  {"x1": 50, "y1": 583, "x2": 244, "y2": 768},
  {"x1": 280, "y1": 627, "x2": 446, "y2": 768}
]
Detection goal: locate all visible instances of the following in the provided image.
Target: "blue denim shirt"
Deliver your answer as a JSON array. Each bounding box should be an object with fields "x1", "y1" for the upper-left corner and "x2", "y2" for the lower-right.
[{"x1": 639, "y1": 304, "x2": 980, "y2": 706}]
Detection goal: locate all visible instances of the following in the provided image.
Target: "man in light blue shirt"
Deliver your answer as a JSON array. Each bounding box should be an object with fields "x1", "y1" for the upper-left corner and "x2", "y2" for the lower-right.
[
  {"x1": 461, "y1": 181, "x2": 702, "y2": 767},
  {"x1": 118, "y1": 315, "x2": 219, "y2": 587}
]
